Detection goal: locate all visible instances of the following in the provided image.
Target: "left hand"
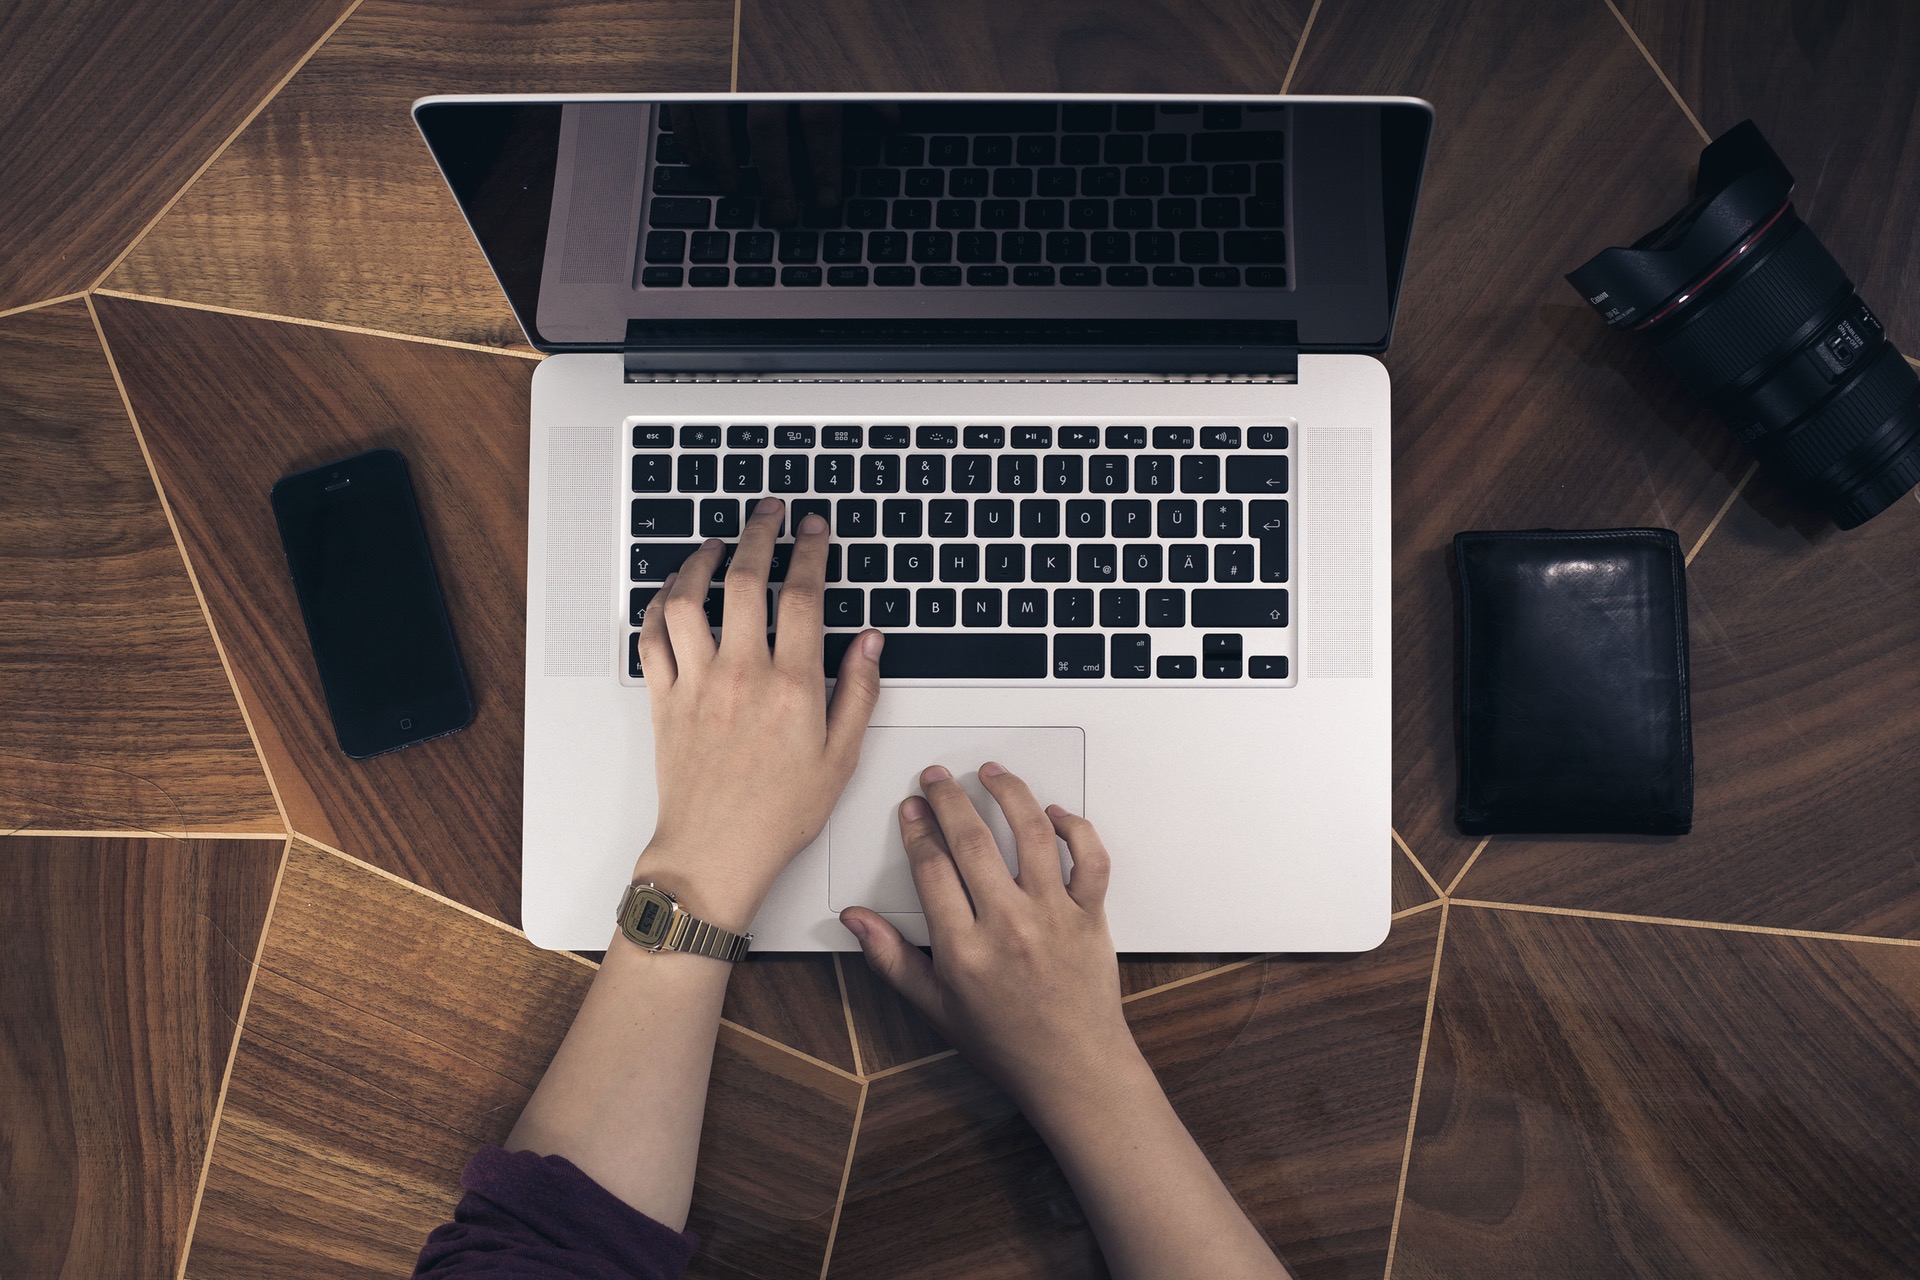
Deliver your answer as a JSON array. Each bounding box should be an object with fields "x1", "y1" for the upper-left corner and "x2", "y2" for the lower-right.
[{"x1": 633, "y1": 498, "x2": 884, "y2": 924}]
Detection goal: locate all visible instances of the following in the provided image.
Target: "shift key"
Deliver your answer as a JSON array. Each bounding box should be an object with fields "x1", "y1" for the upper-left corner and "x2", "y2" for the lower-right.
[{"x1": 1191, "y1": 588, "x2": 1288, "y2": 627}]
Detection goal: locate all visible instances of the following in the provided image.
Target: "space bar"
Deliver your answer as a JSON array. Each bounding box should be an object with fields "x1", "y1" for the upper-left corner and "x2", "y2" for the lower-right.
[{"x1": 823, "y1": 632, "x2": 1048, "y2": 678}]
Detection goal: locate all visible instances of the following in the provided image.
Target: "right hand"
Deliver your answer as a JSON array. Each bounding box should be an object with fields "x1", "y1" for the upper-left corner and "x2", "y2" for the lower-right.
[{"x1": 840, "y1": 762, "x2": 1140, "y2": 1116}]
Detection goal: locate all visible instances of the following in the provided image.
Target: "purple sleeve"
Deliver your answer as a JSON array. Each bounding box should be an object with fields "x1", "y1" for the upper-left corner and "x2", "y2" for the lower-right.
[{"x1": 413, "y1": 1144, "x2": 699, "y2": 1279}]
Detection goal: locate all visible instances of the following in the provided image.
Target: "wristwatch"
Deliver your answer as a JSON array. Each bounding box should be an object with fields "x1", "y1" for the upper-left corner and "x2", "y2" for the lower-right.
[{"x1": 616, "y1": 882, "x2": 753, "y2": 963}]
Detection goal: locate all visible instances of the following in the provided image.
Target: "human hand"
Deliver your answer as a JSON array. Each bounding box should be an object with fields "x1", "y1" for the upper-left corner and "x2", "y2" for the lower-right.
[
  {"x1": 840, "y1": 763, "x2": 1137, "y2": 1116},
  {"x1": 634, "y1": 499, "x2": 884, "y2": 928}
]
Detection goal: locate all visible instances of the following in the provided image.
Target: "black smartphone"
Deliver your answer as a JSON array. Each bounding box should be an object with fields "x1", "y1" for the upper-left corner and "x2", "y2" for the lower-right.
[{"x1": 270, "y1": 448, "x2": 475, "y2": 759}]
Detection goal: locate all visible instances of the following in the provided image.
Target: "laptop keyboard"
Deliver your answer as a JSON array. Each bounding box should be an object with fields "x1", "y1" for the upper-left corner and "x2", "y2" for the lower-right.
[
  {"x1": 625, "y1": 421, "x2": 1293, "y2": 683},
  {"x1": 639, "y1": 102, "x2": 1289, "y2": 291}
]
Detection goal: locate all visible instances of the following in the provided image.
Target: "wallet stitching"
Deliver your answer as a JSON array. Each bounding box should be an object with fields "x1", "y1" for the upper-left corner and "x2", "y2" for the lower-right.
[{"x1": 1455, "y1": 529, "x2": 1691, "y2": 833}]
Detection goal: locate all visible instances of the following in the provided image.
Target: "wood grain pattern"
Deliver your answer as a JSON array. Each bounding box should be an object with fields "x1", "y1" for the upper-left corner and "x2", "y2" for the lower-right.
[
  {"x1": 724, "y1": 954, "x2": 859, "y2": 1074},
  {"x1": 831, "y1": 909, "x2": 1441, "y2": 1279},
  {"x1": 737, "y1": 0, "x2": 1315, "y2": 93},
  {"x1": 1458, "y1": 486, "x2": 1920, "y2": 936},
  {"x1": 0, "y1": 836, "x2": 280, "y2": 1280},
  {"x1": 186, "y1": 841, "x2": 863, "y2": 1278},
  {"x1": 104, "y1": 0, "x2": 735, "y2": 350},
  {"x1": 0, "y1": 0, "x2": 353, "y2": 311},
  {"x1": 1395, "y1": 905, "x2": 1920, "y2": 1277},
  {"x1": 1616, "y1": 0, "x2": 1920, "y2": 347},
  {"x1": 0, "y1": 300, "x2": 280, "y2": 835},
  {"x1": 1288, "y1": 0, "x2": 1755, "y2": 890},
  {"x1": 94, "y1": 295, "x2": 533, "y2": 922}
]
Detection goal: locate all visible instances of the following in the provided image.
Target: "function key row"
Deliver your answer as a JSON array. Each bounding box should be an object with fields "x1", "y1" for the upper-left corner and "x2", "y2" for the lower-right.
[
  {"x1": 632, "y1": 452, "x2": 1288, "y2": 496},
  {"x1": 634, "y1": 424, "x2": 1287, "y2": 450}
]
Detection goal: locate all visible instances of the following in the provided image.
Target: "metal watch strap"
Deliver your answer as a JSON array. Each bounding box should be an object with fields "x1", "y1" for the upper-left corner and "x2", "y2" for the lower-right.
[{"x1": 662, "y1": 909, "x2": 752, "y2": 963}]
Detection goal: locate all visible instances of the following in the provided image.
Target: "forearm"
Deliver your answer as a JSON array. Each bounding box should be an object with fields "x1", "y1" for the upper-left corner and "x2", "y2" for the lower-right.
[
  {"x1": 1026, "y1": 1051, "x2": 1292, "y2": 1280},
  {"x1": 505, "y1": 850, "x2": 764, "y2": 1231}
]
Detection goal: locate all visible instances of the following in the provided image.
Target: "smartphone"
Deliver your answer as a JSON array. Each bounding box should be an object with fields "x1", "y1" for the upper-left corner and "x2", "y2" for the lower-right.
[{"x1": 270, "y1": 448, "x2": 475, "y2": 759}]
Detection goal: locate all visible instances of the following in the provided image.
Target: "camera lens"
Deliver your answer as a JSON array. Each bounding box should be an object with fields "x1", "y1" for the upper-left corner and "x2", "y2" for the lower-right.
[{"x1": 1569, "y1": 121, "x2": 1920, "y2": 529}]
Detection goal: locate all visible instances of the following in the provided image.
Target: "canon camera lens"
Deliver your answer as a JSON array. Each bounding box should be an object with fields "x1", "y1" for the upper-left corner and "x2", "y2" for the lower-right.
[{"x1": 1568, "y1": 120, "x2": 1920, "y2": 529}]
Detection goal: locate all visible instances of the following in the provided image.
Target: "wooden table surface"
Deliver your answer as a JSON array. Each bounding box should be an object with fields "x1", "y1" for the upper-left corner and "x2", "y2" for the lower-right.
[{"x1": 4, "y1": 1, "x2": 1918, "y2": 1276}]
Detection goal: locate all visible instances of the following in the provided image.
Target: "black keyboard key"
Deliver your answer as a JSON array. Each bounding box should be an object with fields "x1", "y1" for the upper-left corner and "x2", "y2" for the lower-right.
[
  {"x1": 792, "y1": 498, "x2": 831, "y2": 531},
  {"x1": 1122, "y1": 544, "x2": 1162, "y2": 582},
  {"x1": 631, "y1": 586, "x2": 659, "y2": 627},
  {"x1": 764, "y1": 542, "x2": 793, "y2": 582},
  {"x1": 836, "y1": 499, "x2": 877, "y2": 538},
  {"x1": 930, "y1": 137, "x2": 968, "y2": 166},
  {"x1": 1045, "y1": 231, "x2": 1087, "y2": 263},
  {"x1": 1249, "y1": 425, "x2": 1289, "y2": 450},
  {"x1": 814, "y1": 454, "x2": 854, "y2": 492},
  {"x1": 1191, "y1": 130, "x2": 1283, "y2": 162},
  {"x1": 1169, "y1": 543, "x2": 1209, "y2": 581},
  {"x1": 1211, "y1": 166, "x2": 1252, "y2": 197},
  {"x1": 1200, "y1": 426, "x2": 1240, "y2": 449},
  {"x1": 1112, "y1": 500, "x2": 1152, "y2": 538},
  {"x1": 1152, "y1": 425, "x2": 1194, "y2": 450},
  {"x1": 723, "y1": 455, "x2": 763, "y2": 492},
  {"x1": 883, "y1": 135, "x2": 924, "y2": 166},
  {"x1": 894, "y1": 543, "x2": 934, "y2": 582},
  {"x1": 1179, "y1": 231, "x2": 1220, "y2": 264},
  {"x1": 1193, "y1": 588, "x2": 1288, "y2": 627},
  {"x1": 1157, "y1": 654, "x2": 1196, "y2": 678},
  {"x1": 1224, "y1": 231, "x2": 1286, "y2": 264},
  {"x1": 1169, "y1": 166, "x2": 1208, "y2": 195},
  {"x1": 769, "y1": 455, "x2": 807, "y2": 493},
  {"x1": 1205, "y1": 653, "x2": 1243, "y2": 680},
  {"x1": 1077, "y1": 543, "x2": 1117, "y2": 583},
  {"x1": 1134, "y1": 456, "x2": 1174, "y2": 493},
  {"x1": 962, "y1": 588, "x2": 1002, "y2": 627},
  {"x1": 1090, "y1": 456, "x2": 1128, "y2": 493},
  {"x1": 860, "y1": 453, "x2": 901, "y2": 493},
  {"x1": 1052, "y1": 632, "x2": 1104, "y2": 678},
  {"x1": 1136, "y1": 232, "x2": 1175, "y2": 264},
  {"x1": 1204, "y1": 498, "x2": 1243, "y2": 538},
  {"x1": 870, "y1": 425, "x2": 911, "y2": 449},
  {"x1": 912, "y1": 230, "x2": 953, "y2": 263},
  {"x1": 1054, "y1": 588, "x2": 1094, "y2": 627},
  {"x1": 1124, "y1": 165, "x2": 1164, "y2": 196},
  {"x1": 828, "y1": 265, "x2": 871, "y2": 287},
  {"x1": 1019, "y1": 498, "x2": 1060, "y2": 538},
  {"x1": 997, "y1": 454, "x2": 1038, "y2": 492},
  {"x1": 1014, "y1": 265, "x2": 1056, "y2": 286},
  {"x1": 1251, "y1": 499, "x2": 1289, "y2": 582},
  {"x1": 1246, "y1": 196, "x2": 1285, "y2": 228},
  {"x1": 936, "y1": 199, "x2": 977, "y2": 228},
  {"x1": 1148, "y1": 133, "x2": 1186, "y2": 164},
  {"x1": 985, "y1": 543, "x2": 1025, "y2": 582},
  {"x1": 1111, "y1": 633, "x2": 1151, "y2": 679},
  {"x1": 1105, "y1": 425, "x2": 1148, "y2": 449},
  {"x1": 649, "y1": 197, "x2": 710, "y2": 228},
  {"x1": 920, "y1": 265, "x2": 963, "y2": 285},
  {"x1": 882, "y1": 498, "x2": 923, "y2": 537},
  {"x1": 950, "y1": 455, "x2": 990, "y2": 494},
  {"x1": 630, "y1": 542, "x2": 703, "y2": 582},
  {"x1": 734, "y1": 265, "x2": 775, "y2": 287},
  {"x1": 780, "y1": 266, "x2": 822, "y2": 287},
  {"x1": 633, "y1": 455, "x2": 673, "y2": 492},
  {"x1": 965, "y1": 425, "x2": 1005, "y2": 449},
  {"x1": 1017, "y1": 135, "x2": 1055, "y2": 166},
  {"x1": 1201, "y1": 104, "x2": 1242, "y2": 130},
  {"x1": 981, "y1": 200, "x2": 1021, "y2": 229},
  {"x1": 826, "y1": 631, "x2": 1047, "y2": 678},
  {"x1": 905, "y1": 168, "x2": 943, "y2": 199},
  {"x1": 939, "y1": 543, "x2": 979, "y2": 583},
  {"x1": 958, "y1": 231, "x2": 998, "y2": 263},
  {"x1": 1061, "y1": 266, "x2": 1101, "y2": 285},
  {"x1": 867, "y1": 231, "x2": 908, "y2": 262},
  {"x1": 822, "y1": 425, "x2": 863, "y2": 449},
  {"x1": 1009, "y1": 588, "x2": 1048, "y2": 627},
  {"x1": 716, "y1": 195, "x2": 757, "y2": 227},
  {"x1": 678, "y1": 454, "x2": 717, "y2": 492},
  {"x1": 1227, "y1": 456, "x2": 1289, "y2": 493},
  {"x1": 875, "y1": 265, "x2": 917, "y2": 286},
  {"x1": 1070, "y1": 200, "x2": 1109, "y2": 231},
  {"x1": 1024, "y1": 200, "x2": 1066, "y2": 230},
  {"x1": 916, "y1": 425, "x2": 958, "y2": 449},
  {"x1": 1156, "y1": 498, "x2": 1197, "y2": 538},
  {"x1": 1099, "y1": 588, "x2": 1140, "y2": 628},
  {"x1": 1038, "y1": 167, "x2": 1076, "y2": 198},
  {"x1": 1014, "y1": 425, "x2": 1052, "y2": 449},
  {"x1": 645, "y1": 230, "x2": 686, "y2": 263},
  {"x1": 893, "y1": 200, "x2": 933, "y2": 229},
  {"x1": 1031, "y1": 543, "x2": 1072, "y2": 582},
  {"x1": 1060, "y1": 426, "x2": 1100, "y2": 449},
  {"x1": 846, "y1": 542, "x2": 888, "y2": 582},
  {"x1": 1200, "y1": 266, "x2": 1240, "y2": 287},
  {"x1": 687, "y1": 265, "x2": 729, "y2": 287},
  {"x1": 1045, "y1": 455, "x2": 1084, "y2": 492},
  {"x1": 1061, "y1": 500, "x2": 1102, "y2": 539},
  {"x1": 1214, "y1": 544, "x2": 1254, "y2": 582},
  {"x1": 974, "y1": 135, "x2": 1013, "y2": 165},
  {"x1": 727, "y1": 424, "x2": 769, "y2": 448},
  {"x1": 974, "y1": 499, "x2": 1015, "y2": 538},
  {"x1": 823, "y1": 231, "x2": 864, "y2": 262},
  {"x1": 680, "y1": 424, "x2": 722, "y2": 448},
  {"x1": 825, "y1": 589, "x2": 864, "y2": 628},
  {"x1": 1063, "y1": 138, "x2": 1102, "y2": 168},
  {"x1": 929, "y1": 499, "x2": 968, "y2": 537},
  {"x1": 634, "y1": 424, "x2": 674, "y2": 451},
  {"x1": 1250, "y1": 655, "x2": 1288, "y2": 679},
  {"x1": 689, "y1": 231, "x2": 731, "y2": 263},
  {"x1": 859, "y1": 169, "x2": 902, "y2": 200},
  {"x1": 916, "y1": 588, "x2": 957, "y2": 628},
  {"x1": 1147, "y1": 588, "x2": 1185, "y2": 627},
  {"x1": 907, "y1": 455, "x2": 947, "y2": 493},
  {"x1": 1202, "y1": 196, "x2": 1240, "y2": 228},
  {"x1": 1114, "y1": 198, "x2": 1154, "y2": 229},
  {"x1": 1091, "y1": 230, "x2": 1129, "y2": 261},
  {"x1": 1110, "y1": 266, "x2": 1145, "y2": 290},
  {"x1": 870, "y1": 588, "x2": 911, "y2": 627},
  {"x1": 777, "y1": 425, "x2": 815, "y2": 448},
  {"x1": 1181, "y1": 454, "x2": 1221, "y2": 493},
  {"x1": 632, "y1": 498, "x2": 694, "y2": 537},
  {"x1": 735, "y1": 231, "x2": 775, "y2": 262}
]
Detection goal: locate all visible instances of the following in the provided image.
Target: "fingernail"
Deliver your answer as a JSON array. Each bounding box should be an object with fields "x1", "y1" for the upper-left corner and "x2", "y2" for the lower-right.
[
  {"x1": 756, "y1": 496, "x2": 781, "y2": 515},
  {"x1": 664, "y1": 572, "x2": 679, "y2": 587},
  {"x1": 1046, "y1": 803, "x2": 1066, "y2": 817},
  {"x1": 843, "y1": 915, "x2": 869, "y2": 942},
  {"x1": 800, "y1": 512, "x2": 827, "y2": 533},
  {"x1": 861, "y1": 629, "x2": 884, "y2": 659},
  {"x1": 703, "y1": 537, "x2": 722, "y2": 550},
  {"x1": 922, "y1": 765, "x2": 950, "y2": 783},
  {"x1": 980, "y1": 760, "x2": 1006, "y2": 777},
  {"x1": 901, "y1": 796, "x2": 930, "y2": 819}
]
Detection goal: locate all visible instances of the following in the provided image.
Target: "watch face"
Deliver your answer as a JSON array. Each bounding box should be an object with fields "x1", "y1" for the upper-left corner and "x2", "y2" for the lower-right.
[{"x1": 626, "y1": 887, "x2": 675, "y2": 947}]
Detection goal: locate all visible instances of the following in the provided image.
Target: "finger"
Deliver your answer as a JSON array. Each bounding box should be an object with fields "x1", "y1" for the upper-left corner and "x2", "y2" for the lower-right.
[
  {"x1": 797, "y1": 102, "x2": 842, "y2": 208},
  {"x1": 747, "y1": 103, "x2": 798, "y2": 225},
  {"x1": 773, "y1": 511, "x2": 829, "y2": 674},
  {"x1": 896, "y1": 794, "x2": 975, "y2": 933},
  {"x1": 840, "y1": 908, "x2": 942, "y2": 1025},
  {"x1": 720, "y1": 497, "x2": 781, "y2": 655},
  {"x1": 978, "y1": 762, "x2": 1067, "y2": 895},
  {"x1": 636, "y1": 571, "x2": 678, "y2": 689},
  {"x1": 825, "y1": 629, "x2": 884, "y2": 769},
  {"x1": 681, "y1": 103, "x2": 741, "y2": 194},
  {"x1": 1050, "y1": 804, "x2": 1112, "y2": 912},
  {"x1": 662, "y1": 538, "x2": 725, "y2": 677},
  {"x1": 918, "y1": 766, "x2": 1015, "y2": 910}
]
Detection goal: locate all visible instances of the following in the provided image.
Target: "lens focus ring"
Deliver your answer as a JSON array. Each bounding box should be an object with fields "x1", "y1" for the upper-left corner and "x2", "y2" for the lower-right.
[
  {"x1": 1759, "y1": 343, "x2": 1920, "y2": 492},
  {"x1": 1651, "y1": 220, "x2": 1848, "y2": 396}
]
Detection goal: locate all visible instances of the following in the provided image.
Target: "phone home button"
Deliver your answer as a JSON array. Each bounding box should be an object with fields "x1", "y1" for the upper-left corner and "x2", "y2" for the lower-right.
[{"x1": 398, "y1": 716, "x2": 413, "y2": 731}]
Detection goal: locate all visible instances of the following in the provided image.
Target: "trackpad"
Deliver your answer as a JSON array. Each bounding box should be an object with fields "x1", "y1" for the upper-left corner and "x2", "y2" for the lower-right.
[{"x1": 828, "y1": 727, "x2": 1086, "y2": 913}]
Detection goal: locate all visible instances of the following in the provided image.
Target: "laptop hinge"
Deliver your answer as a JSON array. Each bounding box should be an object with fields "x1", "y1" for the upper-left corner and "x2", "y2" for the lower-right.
[{"x1": 623, "y1": 318, "x2": 1298, "y2": 381}]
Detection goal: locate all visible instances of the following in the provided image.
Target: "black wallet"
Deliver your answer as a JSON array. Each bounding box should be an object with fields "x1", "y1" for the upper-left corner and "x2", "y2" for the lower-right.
[{"x1": 1454, "y1": 529, "x2": 1693, "y2": 835}]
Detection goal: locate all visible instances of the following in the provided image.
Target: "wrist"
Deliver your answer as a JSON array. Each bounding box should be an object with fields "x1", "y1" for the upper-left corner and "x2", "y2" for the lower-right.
[
  {"x1": 628, "y1": 842, "x2": 772, "y2": 934},
  {"x1": 1016, "y1": 1037, "x2": 1159, "y2": 1140}
]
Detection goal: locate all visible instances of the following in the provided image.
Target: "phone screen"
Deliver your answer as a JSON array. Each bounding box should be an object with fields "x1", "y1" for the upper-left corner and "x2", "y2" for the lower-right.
[{"x1": 271, "y1": 448, "x2": 475, "y2": 758}]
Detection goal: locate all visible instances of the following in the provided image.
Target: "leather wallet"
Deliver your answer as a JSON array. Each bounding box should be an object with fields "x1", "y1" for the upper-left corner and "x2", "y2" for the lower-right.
[{"x1": 1454, "y1": 529, "x2": 1693, "y2": 835}]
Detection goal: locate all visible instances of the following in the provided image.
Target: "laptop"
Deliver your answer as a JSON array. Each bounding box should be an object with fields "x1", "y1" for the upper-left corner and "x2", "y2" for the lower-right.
[{"x1": 414, "y1": 93, "x2": 1432, "y2": 952}]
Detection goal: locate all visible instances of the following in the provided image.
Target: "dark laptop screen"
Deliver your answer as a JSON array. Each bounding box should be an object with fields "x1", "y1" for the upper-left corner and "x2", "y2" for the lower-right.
[{"x1": 414, "y1": 96, "x2": 1430, "y2": 361}]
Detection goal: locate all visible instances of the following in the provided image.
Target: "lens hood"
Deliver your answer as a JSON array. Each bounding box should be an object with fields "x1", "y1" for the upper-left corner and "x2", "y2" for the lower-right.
[{"x1": 1567, "y1": 121, "x2": 1795, "y2": 328}]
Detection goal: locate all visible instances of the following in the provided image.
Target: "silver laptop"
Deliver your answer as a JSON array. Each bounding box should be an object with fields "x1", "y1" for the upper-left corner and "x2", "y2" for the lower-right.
[{"x1": 415, "y1": 93, "x2": 1432, "y2": 952}]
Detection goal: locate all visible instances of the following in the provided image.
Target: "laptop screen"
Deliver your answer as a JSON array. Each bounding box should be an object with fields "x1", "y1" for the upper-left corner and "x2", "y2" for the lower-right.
[{"x1": 414, "y1": 95, "x2": 1430, "y2": 362}]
